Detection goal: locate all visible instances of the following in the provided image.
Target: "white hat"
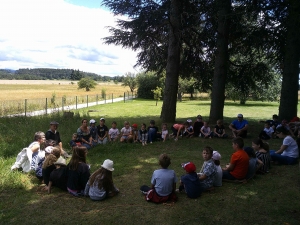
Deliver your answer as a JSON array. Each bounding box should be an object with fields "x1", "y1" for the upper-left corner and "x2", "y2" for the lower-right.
[
  {"x1": 89, "y1": 119, "x2": 96, "y2": 124},
  {"x1": 101, "y1": 159, "x2": 114, "y2": 171},
  {"x1": 100, "y1": 118, "x2": 105, "y2": 121},
  {"x1": 212, "y1": 151, "x2": 221, "y2": 161},
  {"x1": 54, "y1": 157, "x2": 66, "y2": 166},
  {"x1": 187, "y1": 119, "x2": 192, "y2": 123},
  {"x1": 45, "y1": 146, "x2": 53, "y2": 154},
  {"x1": 237, "y1": 114, "x2": 243, "y2": 118}
]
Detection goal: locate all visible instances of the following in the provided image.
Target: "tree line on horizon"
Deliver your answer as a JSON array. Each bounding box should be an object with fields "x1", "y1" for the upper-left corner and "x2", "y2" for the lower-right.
[{"x1": 0, "y1": 68, "x2": 124, "y2": 83}]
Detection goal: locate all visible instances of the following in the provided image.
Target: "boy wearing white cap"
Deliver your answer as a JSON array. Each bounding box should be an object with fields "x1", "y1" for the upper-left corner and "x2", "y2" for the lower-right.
[{"x1": 89, "y1": 119, "x2": 98, "y2": 145}]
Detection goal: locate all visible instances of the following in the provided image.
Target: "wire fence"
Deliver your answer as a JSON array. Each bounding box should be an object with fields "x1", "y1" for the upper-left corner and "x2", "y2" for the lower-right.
[{"x1": 0, "y1": 91, "x2": 136, "y2": 117}]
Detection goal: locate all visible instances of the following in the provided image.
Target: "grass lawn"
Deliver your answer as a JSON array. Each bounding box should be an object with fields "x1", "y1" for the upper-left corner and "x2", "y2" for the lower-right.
[{"x1": 0, "y1": 99, "x2": 299, "y2": 225}]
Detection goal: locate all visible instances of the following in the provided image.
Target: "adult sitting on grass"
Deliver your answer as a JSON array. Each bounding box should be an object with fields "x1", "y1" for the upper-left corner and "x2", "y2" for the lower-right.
[
  {"x1": 140, "y1": 153, "x2": 177, "y2": 203},
  {"x1": 222, "y1": 137, "x2": 249, "y2": 181},
  {"x1": 11, "y1": 131, "x2": 45, "y2": 172},
  {"x1": 46, "y1": 121, "x2": 70, "y2": 158},
  {"x1": 229, "y1": 114, "x2": 249, "y2": 138},
  {"x1": 270, "y1": 126, "x2": 299, "y2": 165},
  {"x1": 77, "y1": 119, "x2": 93, "y2": 150}
]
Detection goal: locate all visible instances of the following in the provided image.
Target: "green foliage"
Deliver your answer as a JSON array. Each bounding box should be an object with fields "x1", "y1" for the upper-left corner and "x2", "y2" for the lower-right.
[
  {"x1": 137, "y1": 71, "x2": 162, "y2": 99},
  {"x1": 77, "y1": 77, "x2": 97, "y2": 91},
  {"x1": 50, "y1": 92, "x2": 56, "y2": 106},
  {"x1": 178, "y1": 77, "x2": 197, "y2": 99},
  {"x1": 101, "y1": 88, "x2": 106, "y2": 99},
  {"x1": 122, "y1": 72, "x2": 137, "y2": 93},
  {"x1": 151, "y1": 86, "x2": 162, "y2": 106}
]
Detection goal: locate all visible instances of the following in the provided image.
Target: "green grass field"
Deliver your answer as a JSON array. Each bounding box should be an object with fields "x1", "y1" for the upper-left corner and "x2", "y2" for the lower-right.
[{"x1": 0, "y1": 99, "x2": 299, "y2": 225}]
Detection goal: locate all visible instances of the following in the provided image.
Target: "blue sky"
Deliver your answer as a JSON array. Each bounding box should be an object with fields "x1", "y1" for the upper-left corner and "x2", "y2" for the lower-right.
[{"x1": 0, "y1": 0, "x2": 138, "y2": 77}]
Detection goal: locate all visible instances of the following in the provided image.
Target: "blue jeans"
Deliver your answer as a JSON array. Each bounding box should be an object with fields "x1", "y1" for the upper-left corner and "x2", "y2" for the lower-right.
[
  {"x1": 148, "y1": 129, "x2": 157, "y2": 142},
  {"x1": 270, "y1": 150, "x2": 298, "y2": 165}
]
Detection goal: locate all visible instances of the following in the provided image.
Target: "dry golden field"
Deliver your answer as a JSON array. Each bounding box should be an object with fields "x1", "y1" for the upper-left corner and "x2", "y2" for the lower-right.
[{"x1": 0, "y1": 80, "x2": 130, "y2": 101}]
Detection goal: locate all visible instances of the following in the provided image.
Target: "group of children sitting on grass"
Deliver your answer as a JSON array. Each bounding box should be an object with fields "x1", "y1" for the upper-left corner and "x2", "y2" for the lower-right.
[
  {"x1": 70, "y1": 115, "x2": 229, "y2": 150},
  {"x1": 10, "y1": 112, "x2": 299, "y2": 203}
]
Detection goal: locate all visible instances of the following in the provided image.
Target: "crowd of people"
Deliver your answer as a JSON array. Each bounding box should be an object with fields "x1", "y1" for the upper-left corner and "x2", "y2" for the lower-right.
[{"x1": 10, "y1": 113, "x2": 299, "y2": 203}]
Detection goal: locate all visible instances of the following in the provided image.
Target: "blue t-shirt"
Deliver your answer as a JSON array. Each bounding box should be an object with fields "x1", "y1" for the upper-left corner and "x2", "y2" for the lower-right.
[
  {"x1": 181, "y1": 172, "x2": 202, "y2": 198},
  {"x1": 151, "y1": 169, "x2": 177, "y2": 196},
  {"x1": 232, "y1": 119, "x2": 248, "y2": 130}
]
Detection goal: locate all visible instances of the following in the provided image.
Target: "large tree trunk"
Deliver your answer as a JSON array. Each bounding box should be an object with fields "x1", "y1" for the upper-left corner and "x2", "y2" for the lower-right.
[
  {"x1": 161, "y1": 0, "x2": 181, "y2": 122},
  {"x1": 278, "y1": 0, "x2": 300, "y2": 121},
  {"x1": 209, "y1": 0, "x2": 231, "y2": 123}
]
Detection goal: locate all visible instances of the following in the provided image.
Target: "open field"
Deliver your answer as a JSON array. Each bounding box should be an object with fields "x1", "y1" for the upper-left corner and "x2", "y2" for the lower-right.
[
  {"x1": 0, "y1": 99, "x2": 300, "y2": 225},
  {"x1": 0, "y1": 80, "x2": 130, "y2": 101}
]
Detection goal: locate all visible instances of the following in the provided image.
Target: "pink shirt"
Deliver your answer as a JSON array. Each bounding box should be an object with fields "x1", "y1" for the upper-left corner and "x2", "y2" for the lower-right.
[{"x1": 173, "y1": 124, "x2": 184, "y2": 130}]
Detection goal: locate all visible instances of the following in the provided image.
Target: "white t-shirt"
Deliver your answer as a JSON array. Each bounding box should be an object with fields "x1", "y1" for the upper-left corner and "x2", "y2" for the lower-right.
[
  {"x1": 282, "y1": 136, "x2": 299, "y2": 158},
  {"x1": 120, "y1": 127, "x2": 132, "y2": 136},
  {"x1": 109, "y1": 128, "x2": 120, "y2": 139},
  {"x1": 264, "y1": 127, "x2": 274, "y2": 137},
  {"x1": 161, "y1": 130, "x2": 168, "y2": 139}
]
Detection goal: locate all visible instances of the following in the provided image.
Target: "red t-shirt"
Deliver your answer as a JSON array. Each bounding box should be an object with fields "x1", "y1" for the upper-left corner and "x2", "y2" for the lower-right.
[{"x1": 230, "y1": 149, "x2": 249, "y2": 179}]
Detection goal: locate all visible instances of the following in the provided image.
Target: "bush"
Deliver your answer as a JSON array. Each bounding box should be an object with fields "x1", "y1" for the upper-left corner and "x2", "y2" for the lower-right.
[{"x1": 137, "y1": 72, "x2": 161, "y2": 99}]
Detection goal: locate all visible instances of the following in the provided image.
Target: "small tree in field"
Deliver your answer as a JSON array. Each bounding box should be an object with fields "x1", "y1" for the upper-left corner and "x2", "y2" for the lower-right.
[
  {"x1": 122, "y1": 72, "x2": 137, "y2": 93},
  {"x1": 152, "y1": 87, "x2": 162, "y2": 106},
  {"x1": 77, "y1": 77, "x2": 97, "y2": 91}
]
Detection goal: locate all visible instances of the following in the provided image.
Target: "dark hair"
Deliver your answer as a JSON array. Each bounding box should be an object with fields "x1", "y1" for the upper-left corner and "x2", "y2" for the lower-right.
[
  {"x1": 45, "y1": 139, "x2": 56, "y2": 147},
  {"x1": 276, "y1": 126, "x2": 289, "y2": 135},
  {"x1": 89, "y1": 167, "x2": 114, "y2": 192},
  {"x1": 141, "y1": 123, "x2": 146, "y2": 128},
  {"x1": 150, "y1": 120, "x2": 155, "y2": 125},
  {"x1": 69, "y1": 146, "x2": 87, "y2": 170},
  {"x1": 232, "y1": 137, "x2": 244, "y2": 148},
  {"x1": 203, "y1": 146, "x2": 213, "y2": 155},
  {"x1": 244, "y1": 147, "x2": 256, "y2": 158},
  {"x1": 159, "y1": 153, "x2": 171, "y2": 168},
  {"x1": 273, "y1": 114, "x2": 278, "y2": 119},
  {"x1": 265, "y1": 121, "x2": 270, "y2": 126},
  {"x1": 81, "y1": 118, "x2": 88, "y2": 124},
  {"x1": 112, "y1": 121, "x2": 117, "y2": 125},
  {"x1": 252, "y1": 138, "x2": 269, "y2": 152}
]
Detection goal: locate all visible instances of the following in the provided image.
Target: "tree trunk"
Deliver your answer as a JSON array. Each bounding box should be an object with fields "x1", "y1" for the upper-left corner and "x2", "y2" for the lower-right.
[
  {"x1": 161, "y1": 0, "x2": 181, "y2": 122},
  {"x1": 209, "y1": 0, "x2": 231, "y2": 123},
  {"x1": 278, "y1": 0, "x2": 300, "y2": 121}
]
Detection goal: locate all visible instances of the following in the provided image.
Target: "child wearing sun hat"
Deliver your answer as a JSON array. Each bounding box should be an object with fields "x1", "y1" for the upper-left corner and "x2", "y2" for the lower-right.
[
  {"x1": 84, "y1": 159, "x2": 119, "y2": 201},
  {"x1": 179, "y1": 162, "x2": 202, "y2": 198}
]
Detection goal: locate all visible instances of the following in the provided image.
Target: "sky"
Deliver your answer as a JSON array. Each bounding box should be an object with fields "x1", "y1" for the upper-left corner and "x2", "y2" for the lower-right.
[{"x1": 0, "y1": 0, "x2": 139, "y2": 77}]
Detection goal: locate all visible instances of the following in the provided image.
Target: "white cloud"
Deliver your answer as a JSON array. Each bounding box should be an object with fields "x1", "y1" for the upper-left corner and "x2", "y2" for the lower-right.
[{"x1": 0, "y1": 0, "x2": 139, "y2": 76}]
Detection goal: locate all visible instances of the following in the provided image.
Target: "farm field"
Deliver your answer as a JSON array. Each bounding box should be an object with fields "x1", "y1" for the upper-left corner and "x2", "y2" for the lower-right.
[
  {"x1": 0, "y1": 80, "x2": 130, "y2": 101},
  {"x1": 0, "y1": 99, "x2": 300, "y2": 225}
]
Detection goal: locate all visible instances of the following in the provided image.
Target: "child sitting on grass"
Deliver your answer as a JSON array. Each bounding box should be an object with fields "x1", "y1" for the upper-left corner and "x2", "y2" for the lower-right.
[
  {"x1": 183, "y1": 120, "x2": 194, "y2": 138},
  {"x1": 140, "y1": 153, "x2": 177, "y2": 203},
  {"x1": 243, "y1": 147, "x2": 263, "y2": 179},
  {"x1": 179, "y1": 162, "x2": 201, "y2": 198},
  {"x1": 138, "y1": 123, "x2": 148, "y2": 146},
  {"x1": 197, "y1": 146, "x2": 216, "y2": 191},
  {"x1": 67, "y1": 146, "x2": 90, "y2": 196},
  {"x1": 252, "y1": 138, "x2": 271, "y2": 174},
  {"x1": 200, "y1": 122, "x2": 213, "y2": 138},
  {"x1": 48, "y1": 157, "x2": 68, "y2": 193},
  {"x1": 120, "y1": 121, "x2": 133, "y2": 143},
  {"x1": 213, "y1": 120, "x2": 228, "y2": 138},
  {"x1": 158, "y1": 123, "x2": 168, "y2": 142},
  {"x1": 131, "y1": 123, "x2": 139, "y2": 143},
  {"x1": 147, "y1": 120, "x2": 159, "y2": 143},
  {"x1": 222, "y1": 137, "x2": 249, "y2": 181},
  {"x1": 212, "y1": 151, "x2": 222, "y2": 187},
  {"x1": 259, "y1": 121, "x2": 274, "y2": 140},
  {"x1": 108, "y1": 121, "x2": 120, "y2": 142},
  {"x1": 69, "y1": 133, "x2": 81, "y2": 148},
  {"x1": 42, "y1": 147, "x2": 61, "y2": 191},
  {"x1": 84, "y1": 159, "x2": 119, "y2": 201}
]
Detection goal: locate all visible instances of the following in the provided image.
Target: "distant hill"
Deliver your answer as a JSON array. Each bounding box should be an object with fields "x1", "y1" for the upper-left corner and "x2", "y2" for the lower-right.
[{"x1": 0, "y1": 68, "x2": 123, "y2": 82}]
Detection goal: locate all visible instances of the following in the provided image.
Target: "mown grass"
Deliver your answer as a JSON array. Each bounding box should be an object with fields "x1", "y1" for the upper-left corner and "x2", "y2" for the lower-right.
[{"x1": 0, "y1": 99, "x2": 299, "y2": 225}]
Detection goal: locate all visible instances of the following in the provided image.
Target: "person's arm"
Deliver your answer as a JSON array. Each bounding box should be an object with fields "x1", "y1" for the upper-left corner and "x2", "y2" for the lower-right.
[
  {"x1": 276, "y1": 145, "x2": 288, "y2": 154},
  {"x1": 229, "y1": 123, "x2": 235, "y2": 131},
  {"x1": 240, "y1": 124, "x2": 248, "y2": 131},
  {"x1": 198, "y1": 173, "x2": 207, "y2": 180},
  {"x1": 256, "y1": 159, "x2": 264, "y2": 172},
  {"x1": 222, "y1": 163, "x2": 235, "y2": 172},
  {"x1": 30, "y1": 143, "x2": 40, "y2": 153}
]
